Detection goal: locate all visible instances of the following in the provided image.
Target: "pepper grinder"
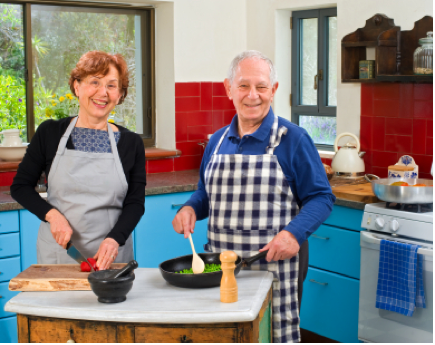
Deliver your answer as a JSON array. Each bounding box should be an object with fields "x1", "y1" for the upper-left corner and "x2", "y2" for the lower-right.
[{"x1": 220, "y1": 251, "x2": 238, "y2": 303}]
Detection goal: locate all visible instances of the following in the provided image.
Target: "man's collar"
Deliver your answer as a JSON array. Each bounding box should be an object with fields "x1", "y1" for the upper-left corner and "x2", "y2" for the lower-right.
[{"x1": 228, "y1": 107, "x2": 275, "y2": 141}]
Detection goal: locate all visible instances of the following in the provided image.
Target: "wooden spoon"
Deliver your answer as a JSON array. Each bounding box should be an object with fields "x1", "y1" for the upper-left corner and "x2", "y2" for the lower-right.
[{"x1": 188, "y1": 233, "x2": 205, "y2": 274}]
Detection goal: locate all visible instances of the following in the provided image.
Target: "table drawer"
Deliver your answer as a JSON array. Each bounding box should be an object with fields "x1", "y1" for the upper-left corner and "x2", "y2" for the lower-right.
[
  {"x1": 28, "y1": 316, "x2": 117, "y2": 343},
  {"x1": 135, "y1": 326, "x2": 239, "y2": 343},
  {"x1": 0, "y1": 316, "x2": 17, "y2": 343},
  {"x1": 323, "y1": 205, "x2": 364, "y2": 231},
  {"x1": 0, "y1": 211, "x2": 19, "y2": 234},
  {"x1": 300, "y1": 267, "x2": 359, "y2": 343},
  {"x1": 0, "y1": 256, "x2": 21, "y2": 282},
  {"x1": 0, "y1": 233, "x2": 20, "y2": 259},
  {"x1": 308, "y1": 225, "x2": 361, "y2": 279},
  {"x1": 0, "y1": 281, "x2": 20, "y2": 318}
]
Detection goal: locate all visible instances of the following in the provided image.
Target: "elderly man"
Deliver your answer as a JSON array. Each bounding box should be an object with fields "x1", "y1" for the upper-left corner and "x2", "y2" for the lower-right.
[{"x1": 172, "y1": 50, "x2": 335, "y2": 343}]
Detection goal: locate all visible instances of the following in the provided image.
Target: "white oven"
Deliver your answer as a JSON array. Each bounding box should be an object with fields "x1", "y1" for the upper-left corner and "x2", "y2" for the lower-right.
[{"x1": 358, "y1": 203, "x2": 433, "y2": 343}]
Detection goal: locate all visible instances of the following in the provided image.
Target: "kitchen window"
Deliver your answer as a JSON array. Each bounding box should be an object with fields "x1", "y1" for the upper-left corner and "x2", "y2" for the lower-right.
[
  {"x1": 291, "y1": 8, "x2": 337, "y2": 150},
  {"x1": 0, "y1": 1, "x2": 155, "y2": 146}
]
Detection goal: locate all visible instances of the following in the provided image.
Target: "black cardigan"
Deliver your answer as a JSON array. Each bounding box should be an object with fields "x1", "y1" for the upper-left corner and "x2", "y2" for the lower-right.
[{"x1": 11, "y1": 117, "x2": 146, "y2": 246}]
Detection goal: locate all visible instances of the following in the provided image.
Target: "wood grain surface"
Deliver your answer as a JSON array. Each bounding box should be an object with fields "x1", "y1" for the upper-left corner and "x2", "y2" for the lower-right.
[
  {"x1": 9, "y1": 264, "x2": 125, "y2": 291},
  {"x1": 331, "y1": 183, "x2": 379, "y2": 203}
]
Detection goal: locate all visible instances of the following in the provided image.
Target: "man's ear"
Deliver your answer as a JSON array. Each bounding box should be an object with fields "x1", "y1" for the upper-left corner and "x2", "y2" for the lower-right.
[
  {"x1": 224, "y1": 78, "x2": 232, "y2": 100},
  {"x1": 270, "y1": 81, "x2": 279, "y2": 101}
]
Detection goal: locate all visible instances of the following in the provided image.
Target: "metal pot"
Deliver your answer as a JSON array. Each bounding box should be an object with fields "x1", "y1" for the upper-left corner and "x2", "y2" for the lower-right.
[{"x1": 365, "y1": 174, "x2": 433, "y2": 204}]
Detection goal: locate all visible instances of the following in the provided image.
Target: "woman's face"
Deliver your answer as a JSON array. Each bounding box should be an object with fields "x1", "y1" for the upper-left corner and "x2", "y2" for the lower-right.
[{"x1": 74, "y1": 64, "x2": 122, "y2": 122}]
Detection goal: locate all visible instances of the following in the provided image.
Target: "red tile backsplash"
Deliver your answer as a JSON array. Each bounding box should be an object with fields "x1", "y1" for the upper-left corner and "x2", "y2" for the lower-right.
[
  {"x1": 166, "y1": 82, "x2": 236, "y2": 173},
  {"x1": 0, "y1": 171, "x2": 17, "y2": 187},
  {"x1": 361, "y1": 83, "x2": 433, "y2": 178}
]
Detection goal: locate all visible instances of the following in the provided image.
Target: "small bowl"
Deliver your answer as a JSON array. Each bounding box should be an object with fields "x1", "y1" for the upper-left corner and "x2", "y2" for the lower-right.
[
  {"x1": 0, "y1": 143, "x2": 28, "y2": 161},
  {"x1": 88, "y1": 269, "x2": 135, "y2": 303}
]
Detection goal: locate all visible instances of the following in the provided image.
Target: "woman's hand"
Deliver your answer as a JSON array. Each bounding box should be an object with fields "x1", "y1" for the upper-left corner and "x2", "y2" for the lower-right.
[
  {"x1": 94, "y1": 238, "x2": 119, "y2": 270},
  {"x1": 45, "y1": 209, "x2": 73, "y2": 248}
]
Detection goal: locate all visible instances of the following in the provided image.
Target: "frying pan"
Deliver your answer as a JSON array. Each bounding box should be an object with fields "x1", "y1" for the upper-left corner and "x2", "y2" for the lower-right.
[
  {"x1": 159, "y1": 250, "x2": 268, "y2": 288},
  {"x1": 365, "y1": 174, "x2": 433, "y2": 204}
]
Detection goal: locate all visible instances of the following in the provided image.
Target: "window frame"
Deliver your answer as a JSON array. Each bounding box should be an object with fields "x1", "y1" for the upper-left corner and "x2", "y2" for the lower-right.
[
  {"x1": 291, "y1": 7, "x2": 337, "y2": 151},
  {"x1": 1, "y1": 0, "x2": 156, "y2": 147}
]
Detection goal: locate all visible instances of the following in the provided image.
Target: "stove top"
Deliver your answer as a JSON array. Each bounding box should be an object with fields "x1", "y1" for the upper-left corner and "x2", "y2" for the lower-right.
[{"x1": 363, "y1": 202, "x2": 433, "y2": 242}]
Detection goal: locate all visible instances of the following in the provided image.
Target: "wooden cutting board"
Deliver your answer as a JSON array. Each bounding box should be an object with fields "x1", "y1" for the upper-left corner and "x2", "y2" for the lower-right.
[
  {"x1": 9, "y1": 264, "x2": 125, "y2": 291},
  {"x1": 332, "y1": 183, "x2": 379, "y2": 204}
]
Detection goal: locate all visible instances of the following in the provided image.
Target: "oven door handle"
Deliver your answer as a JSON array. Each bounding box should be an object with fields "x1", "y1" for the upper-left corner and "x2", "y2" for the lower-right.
[{"x1": 361, "y1": 231, "x2": 433, "y2": 257}]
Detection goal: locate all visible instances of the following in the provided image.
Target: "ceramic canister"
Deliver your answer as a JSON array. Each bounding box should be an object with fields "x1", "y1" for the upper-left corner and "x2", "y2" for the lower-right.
[{"x1": 388, "y1": 155, "x2": 419, "y2": 178}]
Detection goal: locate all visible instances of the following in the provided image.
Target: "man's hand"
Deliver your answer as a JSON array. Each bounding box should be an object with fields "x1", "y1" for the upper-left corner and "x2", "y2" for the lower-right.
[
  {"x1": 45, "y1": 209, "x2": 73, "y2": 248},
  {"x1": 172, "y1": 206, "x2": 197, "y2": 239},
  {"x1": 259, "y1": 231, "x2": 300, "y2": 262},
  {"x1": 94, "y1": 238, "x2": 119, "y2": 270}
]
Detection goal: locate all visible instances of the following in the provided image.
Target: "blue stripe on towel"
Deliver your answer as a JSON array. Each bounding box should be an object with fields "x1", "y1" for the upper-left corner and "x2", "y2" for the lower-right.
[{"x1": 376, "y1": 239, "x2": 425, "y2": 317}]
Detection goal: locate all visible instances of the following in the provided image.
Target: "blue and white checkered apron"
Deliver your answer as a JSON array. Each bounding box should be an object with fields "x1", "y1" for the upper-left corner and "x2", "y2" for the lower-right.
[{"x1": 204, "y1": 115, "x2": 301, "y2": 343}]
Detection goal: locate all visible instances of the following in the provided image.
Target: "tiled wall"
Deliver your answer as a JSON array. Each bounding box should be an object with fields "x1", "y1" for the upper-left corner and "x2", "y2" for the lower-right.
[
  {"x1": 0, "y1": 171, "x2": 17, "y2": 187},
  {"x1": 147, "y1": 82, "x2": 235, "y2": 173},
  {"x1": 360, "y1": 83, "x2": 433, "y2": 179}
]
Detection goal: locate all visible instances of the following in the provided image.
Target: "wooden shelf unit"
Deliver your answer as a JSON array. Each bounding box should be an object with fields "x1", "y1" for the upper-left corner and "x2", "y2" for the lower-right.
[{"x1": 341, "y1": 14, "x2": 433, "y2": 83}]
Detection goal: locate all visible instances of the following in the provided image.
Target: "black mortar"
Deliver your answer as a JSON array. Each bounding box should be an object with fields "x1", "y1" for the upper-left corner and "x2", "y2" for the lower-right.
[{"x1": 88, "y1": 269, "x2": 135, "y2": 303}]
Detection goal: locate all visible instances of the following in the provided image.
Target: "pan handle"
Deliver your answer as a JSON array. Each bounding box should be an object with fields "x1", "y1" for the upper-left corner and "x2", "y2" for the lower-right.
[
  {"x1": 364, "y1": 174, "x2": 380, "y2": 182},
  {"x1": 242, "y1": 250, "x2": 268, "y2": 267}
]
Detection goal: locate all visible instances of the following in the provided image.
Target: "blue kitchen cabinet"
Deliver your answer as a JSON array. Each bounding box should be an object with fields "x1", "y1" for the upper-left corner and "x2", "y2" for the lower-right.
[
  {"x1": 0, "y1": 316, "x2": 17, "y2": 343},
  {"x1": 0, "y1": 210, "x2": 20, "y2": 343},
  {"x1": 19, "y1": 210, "x2": 40, "y2": 271},
  {"x1": 300, "y1": 205, "x2": 364, "y2": 343},
  {"x1": 135, "y1": 192, "x2": 208, "y2": 268}
]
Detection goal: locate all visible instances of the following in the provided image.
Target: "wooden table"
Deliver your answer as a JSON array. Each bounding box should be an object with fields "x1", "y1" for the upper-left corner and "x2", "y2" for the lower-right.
[{"x1": 6, "y1": 269, "x2": 273, "y2": 343}]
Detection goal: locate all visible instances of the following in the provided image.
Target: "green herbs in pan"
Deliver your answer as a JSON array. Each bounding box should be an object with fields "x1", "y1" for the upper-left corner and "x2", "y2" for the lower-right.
[{"x1": 176, "y1": 263, "x2": 222, "y2": 274}]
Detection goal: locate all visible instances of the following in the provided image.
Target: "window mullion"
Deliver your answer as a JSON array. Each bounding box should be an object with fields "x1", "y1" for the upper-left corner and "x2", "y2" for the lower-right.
[{"x1": 24, "y1": 3, "x2": 35, "y2": 141}]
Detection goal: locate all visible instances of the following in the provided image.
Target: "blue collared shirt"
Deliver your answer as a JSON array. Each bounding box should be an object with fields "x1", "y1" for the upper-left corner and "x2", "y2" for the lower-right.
[{"x1": 184, "y1": 107, "x2": 336, "y2": 245}]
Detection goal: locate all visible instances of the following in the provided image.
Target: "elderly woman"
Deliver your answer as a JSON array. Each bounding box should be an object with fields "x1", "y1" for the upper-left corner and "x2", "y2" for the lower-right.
[{"x1": 11, "y1": 51, "x2": 146, "y2": 270}]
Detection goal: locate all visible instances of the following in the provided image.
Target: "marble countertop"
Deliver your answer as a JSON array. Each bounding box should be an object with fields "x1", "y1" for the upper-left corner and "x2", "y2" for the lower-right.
[
  {"x1": 0, "y1": 170, "x2": 373, "y2": 211},
  {"x1": 5, "y1": 268, "x2": 274, "y2": 324}
]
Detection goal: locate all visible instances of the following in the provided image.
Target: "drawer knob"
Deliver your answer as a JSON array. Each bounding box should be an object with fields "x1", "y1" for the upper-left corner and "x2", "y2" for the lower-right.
[
  {"x1": 0, "y1": 295, "x2": 3, "y2": 298},
  {"x1": 309, "y1": 279, "x2": 328, "y2": 286},
  {"x1": 311, "y1": 234, "x2": 329, "y2": 240},
  {"x1": 180, "y1": 335, "x2": 192, "y2": 343},
  {"x1": 66, "y1": 339, "x2": 75, "y2": 343}
]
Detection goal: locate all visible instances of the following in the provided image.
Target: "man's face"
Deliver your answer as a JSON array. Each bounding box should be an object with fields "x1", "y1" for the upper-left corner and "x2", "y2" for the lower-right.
[{"x1": 224, "y1": 58, "x2": 278, "y2": 125}]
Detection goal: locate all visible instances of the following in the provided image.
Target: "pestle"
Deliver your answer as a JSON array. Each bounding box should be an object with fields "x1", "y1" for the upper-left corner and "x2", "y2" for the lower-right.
[{"x1": 108, "y1": 260, "x2": 138, "y2": 279}]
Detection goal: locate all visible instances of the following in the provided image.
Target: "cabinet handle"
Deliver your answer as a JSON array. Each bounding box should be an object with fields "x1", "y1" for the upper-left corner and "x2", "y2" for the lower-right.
[
  {"x1": 180, "y1": 335, "x2": 192, "y2": 343},
  {"x1": 66, "y1": 339, "x2": 75, "y2": 343},
  {"x1": 311, "y1": 234, "x2": 329, "y2": 240},
  {"x1": 171, "y1": 204, "x2": 185, "y2": 208},
  {"x1": 309, "y1": 279, "x2": 328, "y2": 286},
  {"x1": 314, "y1": 74, "x2": 318, "y2": 90}
]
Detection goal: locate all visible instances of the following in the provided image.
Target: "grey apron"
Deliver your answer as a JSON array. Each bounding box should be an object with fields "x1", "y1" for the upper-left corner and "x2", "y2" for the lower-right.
[{"x1": 37, "y1": 116, "x2": 133, "y2": 264}]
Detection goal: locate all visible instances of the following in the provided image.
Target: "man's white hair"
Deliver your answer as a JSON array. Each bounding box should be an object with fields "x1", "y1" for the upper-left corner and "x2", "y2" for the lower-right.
[{"x1": 227, "y1": 50, "x2": 277, "y2": 86}]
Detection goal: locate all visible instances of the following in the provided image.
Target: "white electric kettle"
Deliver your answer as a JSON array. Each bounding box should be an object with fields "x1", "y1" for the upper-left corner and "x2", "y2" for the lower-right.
[
  {"x1": 331, "y1": 132, "x2": 365, "y2": 176},
  {"x1": 0, "y1": 129, "x2": 22, "y2": 147}
]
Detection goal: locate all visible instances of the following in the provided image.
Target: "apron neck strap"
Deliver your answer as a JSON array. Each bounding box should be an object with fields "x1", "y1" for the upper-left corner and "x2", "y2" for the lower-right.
[
  {"x1": 213, "y1": 127, "x2": 230, "y2": 155},
  {"x1": 57, "y1": 117, "x2": 78, "y2": 155}
]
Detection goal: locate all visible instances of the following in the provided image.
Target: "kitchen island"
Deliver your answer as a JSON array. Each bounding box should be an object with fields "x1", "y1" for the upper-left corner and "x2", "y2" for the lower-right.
[{"x1": 5, "y1": 268, "x2": 274, "y2": 343}]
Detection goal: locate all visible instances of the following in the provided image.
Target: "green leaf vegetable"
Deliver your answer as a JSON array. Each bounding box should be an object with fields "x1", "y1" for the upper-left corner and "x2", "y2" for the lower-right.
[{"x1": 176, "y1": 264, "x2": 222, "y2": 274}]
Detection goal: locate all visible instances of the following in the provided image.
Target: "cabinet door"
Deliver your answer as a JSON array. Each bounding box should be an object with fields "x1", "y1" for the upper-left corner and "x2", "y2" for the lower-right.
[
  {"x1": 0, "y1": 211, "x2": 19, "y2": 234},
  {"x1": 300, "y1": 267, "x2": 359, "y2": 343},
  {"x1": 308, "y1": 225, "x2": 361, "y2": 279},
  {"x1": 135, "y1": 192, "x2": 208, "y2": 268},
  {"x1": 0, "y1": 281, "x2": 20, "y2": 318},
  {"x1": 323, "y1": 205, "x2": 364, "y2": 231},
  {"x1": 0, "y1": 316, "x2": 17, "y2": 343},
  {"x1": 0, "y1": 256, "x2": 21, "y2": 282},
  {"x1": 19, "y1": 210, "x2": 40, "y2": 271},
  {"x1": 0, "y1": 233, "x2": 20, "y2": 259}
]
